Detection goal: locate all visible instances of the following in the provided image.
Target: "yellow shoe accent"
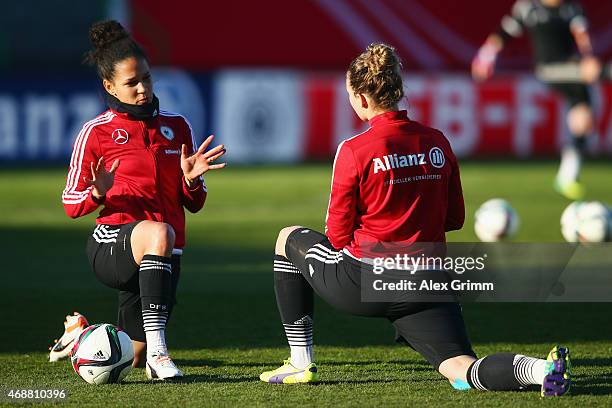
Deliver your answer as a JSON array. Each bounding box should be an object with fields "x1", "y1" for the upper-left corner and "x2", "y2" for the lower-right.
[
  {"x1": 260, "y1": 359, "x2": 319, "y2": 384},
  {"x1": 555, "y1": 180, "x2": 585, "y2": 201}
]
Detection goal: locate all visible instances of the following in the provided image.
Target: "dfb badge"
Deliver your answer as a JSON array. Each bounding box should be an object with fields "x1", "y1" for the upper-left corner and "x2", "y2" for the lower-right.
[{"x1": 161, "y1": 126, "x2": 174, "y2": 141}]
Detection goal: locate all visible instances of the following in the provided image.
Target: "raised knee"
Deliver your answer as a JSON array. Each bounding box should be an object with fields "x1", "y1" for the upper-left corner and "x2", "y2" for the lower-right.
[
  {"x1": 568, "y1": 104, "x2": 593, "y2": 135},
  {"x1": 157, "y1": 223, "x2": 176, "y2": 249},
  {"x1": 275, "y1": 226, "x2": 303, "y2": 256},
  {"x1": 278, "y1": 226, "x2": 301, "y2": 239},
  {"x1": 146, "y1": 222, "x2": 175, "y2": 252}
]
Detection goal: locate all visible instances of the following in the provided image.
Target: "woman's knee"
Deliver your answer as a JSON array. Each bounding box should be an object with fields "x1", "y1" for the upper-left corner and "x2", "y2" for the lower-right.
[
  {"x1": 567, "y1": 103, "x2": 593, "y2": 135},
  {"x1": 275, "y1": 226, "x2": 304, "y2": 257},
  {"x1": 133, "y1": 221, "x2": 176, "y2": 258}
]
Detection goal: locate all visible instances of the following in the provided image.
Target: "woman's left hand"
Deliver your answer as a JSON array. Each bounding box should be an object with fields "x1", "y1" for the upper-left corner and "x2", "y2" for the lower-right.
[{"x1": 181, "y1": 135, "x2": 226, "y2": 184}]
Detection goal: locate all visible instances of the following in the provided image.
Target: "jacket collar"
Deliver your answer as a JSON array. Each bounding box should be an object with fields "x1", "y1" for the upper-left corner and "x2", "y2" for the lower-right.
[{"x1": 107, "y1": 94, "x2": 160, "y2": 121}]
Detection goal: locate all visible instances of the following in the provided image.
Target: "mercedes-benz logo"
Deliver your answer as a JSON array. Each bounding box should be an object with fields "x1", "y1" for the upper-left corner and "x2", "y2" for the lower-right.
[{"x1": 111, "y1": 129, "x2": 129, "y2": 145}]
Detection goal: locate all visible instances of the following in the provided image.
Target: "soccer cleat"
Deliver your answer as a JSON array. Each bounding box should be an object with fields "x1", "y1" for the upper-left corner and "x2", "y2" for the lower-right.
[
  {"x1": 554, "y1": 179, "x2": 585, "y2": 201},
  {"x1": 541, "y1": 345, "x2": 571, "y2": 397},
  {"x1": 48, "y1": 312, "x2": 89, "y2": 362},
  {"x1": 146, "y1": 353, "x2": 183, "y2": 380},
  {"x1": 260, "y1": 359, "x2": 319, "y2": 384}
]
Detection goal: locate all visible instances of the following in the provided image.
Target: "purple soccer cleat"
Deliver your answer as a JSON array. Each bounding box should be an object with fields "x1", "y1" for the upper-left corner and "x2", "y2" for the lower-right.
[{"x1": 541, "y1": 346, "x2": 571, "y2": 397}]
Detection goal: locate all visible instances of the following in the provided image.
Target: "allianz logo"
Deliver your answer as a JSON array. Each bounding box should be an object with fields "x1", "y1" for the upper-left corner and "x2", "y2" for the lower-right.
[{"x1": 372, "y1": 147, "x2": 445, "y2": 174}]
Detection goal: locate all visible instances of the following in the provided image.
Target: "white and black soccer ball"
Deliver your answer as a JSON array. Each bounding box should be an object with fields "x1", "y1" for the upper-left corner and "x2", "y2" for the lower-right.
[
  {"x1": 70, "y1": 324, "x2": 134, "y2": 384},
  {"x1": 561, "y1": 201, "x2": 583, "y2": 243},
  {"x1": 561, "y1": 201, "x2": 611, "y2": 243},
  {"x1": 474, "y1": 198, "x2": 520, "y2": 242}
]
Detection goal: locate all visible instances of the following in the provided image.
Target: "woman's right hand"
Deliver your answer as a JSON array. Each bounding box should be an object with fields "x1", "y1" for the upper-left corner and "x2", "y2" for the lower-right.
[
  {"x1": 580, "y1": 55, "x2": 602, "y2": 84},
  {"x1": 84, "y1": 156, "x2": 120, "y2": 198}
]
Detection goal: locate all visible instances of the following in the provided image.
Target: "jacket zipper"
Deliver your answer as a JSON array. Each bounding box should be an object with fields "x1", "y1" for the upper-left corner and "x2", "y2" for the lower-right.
[{"x1": 141, "y1": 121, "x2": 165, "y2": 222}]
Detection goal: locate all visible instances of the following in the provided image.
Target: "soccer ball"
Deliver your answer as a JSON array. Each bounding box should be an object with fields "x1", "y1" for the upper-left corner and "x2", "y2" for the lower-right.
[
  {"x1": 70, "y1": 324, "x2": 134, "y2": 384},
  {"x1": 561, "y1": 201, "x2": 611, "y2": 243},
  {"x1": 561, "y1": 201, "x2": 582, "y2": 242},
  {"x1": 474, "y1": 198, "x2": 520, "y2": 242}
]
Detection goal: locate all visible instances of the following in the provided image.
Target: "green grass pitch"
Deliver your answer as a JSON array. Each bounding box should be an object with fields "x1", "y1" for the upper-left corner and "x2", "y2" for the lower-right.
[{"x1": 0, "y1": 161, "x2": 611, "y2": 407}]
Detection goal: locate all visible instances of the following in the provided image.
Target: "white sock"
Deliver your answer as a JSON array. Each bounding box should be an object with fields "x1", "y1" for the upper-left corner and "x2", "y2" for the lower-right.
[
  {"x1": 145, "y1": 329, "x2": 167, "y2": 359},
  {"x1": 283, "y1": 318, "x2": 314, "y2": 369},
  {"x1": 557, "y1": 146, "x2": 582, "y2": 184},
  {"x1": 290, "y1": 345, "x2": 313, "y2": 369},
  {"x1": 513, "y1": 355, "x2": 549, "y2": 386}
]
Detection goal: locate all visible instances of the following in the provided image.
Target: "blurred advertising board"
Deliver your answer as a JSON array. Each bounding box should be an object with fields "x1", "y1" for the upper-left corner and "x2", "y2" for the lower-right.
[{"x1": 1, "y1": 71, "x2": 611, "y2": 163}]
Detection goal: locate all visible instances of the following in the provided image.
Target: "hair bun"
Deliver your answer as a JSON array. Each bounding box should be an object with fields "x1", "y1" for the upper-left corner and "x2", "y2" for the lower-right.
[
  {"x1": 366, "y1": 43, "x2": 400, "y2": 76},
  {"x1": 347, "y1": 42, "x2": 404, "y2": 110},
  {"x1": 89, "y1": 20, "x2": 129, "y2": 50}
]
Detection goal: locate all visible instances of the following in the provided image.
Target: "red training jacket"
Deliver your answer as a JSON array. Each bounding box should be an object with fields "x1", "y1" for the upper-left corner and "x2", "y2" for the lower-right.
[
  {"x1": 61, "y1": 109, "x2": 206, "y2": 249},
  {"x1": 325, "y1": 110, "x2": 464, "y2": 258}
]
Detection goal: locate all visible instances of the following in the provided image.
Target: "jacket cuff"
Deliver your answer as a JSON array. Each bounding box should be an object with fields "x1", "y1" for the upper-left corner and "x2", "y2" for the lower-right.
[
  {"x1": 183, "y1": 176, "x2": 202, "y2": 192},
  {"x1": 91, "y1": 192, "x2": 106, "y2": 205}
]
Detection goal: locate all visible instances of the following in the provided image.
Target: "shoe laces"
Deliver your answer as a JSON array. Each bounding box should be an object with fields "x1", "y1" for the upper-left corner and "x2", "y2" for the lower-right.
[{"x1": 151, "y1": 353, "x2": 177, "y2": 369}]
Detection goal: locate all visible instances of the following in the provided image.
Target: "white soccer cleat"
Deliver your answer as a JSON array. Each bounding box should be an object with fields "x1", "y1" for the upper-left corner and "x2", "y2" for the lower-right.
[
  {"x1": 146, "y1": 353, "x2": 183, "y2": 380},
  {"x1": 48, "y1": 312, "x2": 89, "y2": 362}
]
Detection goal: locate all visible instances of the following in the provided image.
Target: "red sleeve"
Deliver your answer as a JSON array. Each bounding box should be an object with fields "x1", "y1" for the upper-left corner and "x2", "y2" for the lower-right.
[
  {"x1": 61, "y1": 122, "x2": 102, "y2": 219},
  {"x1": 325, "y1": 141, "x2": 359, "y2": 249},
  {"x1": 181, "y1": 118, "x2": 206, "y2": 213},
  {"x1": 445, "y1": 151, "x2": 465, "y2": 232}
]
